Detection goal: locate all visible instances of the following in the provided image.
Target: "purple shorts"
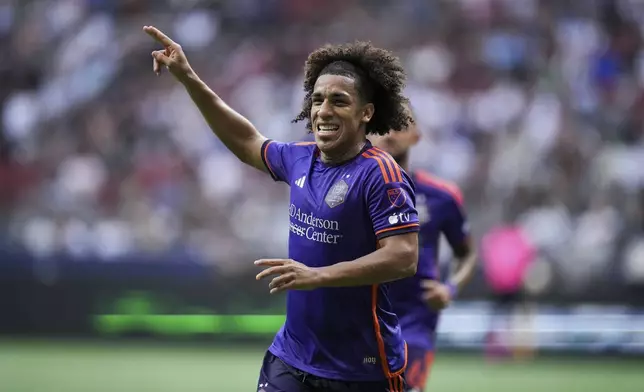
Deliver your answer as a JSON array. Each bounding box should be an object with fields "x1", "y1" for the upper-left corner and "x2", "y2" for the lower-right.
[
  {"x1": 257, "y1": 351, "x2": 408, "y2": 392},
  {"x1": 404, "y1": 346, "x2": 435, "y2": 391}
]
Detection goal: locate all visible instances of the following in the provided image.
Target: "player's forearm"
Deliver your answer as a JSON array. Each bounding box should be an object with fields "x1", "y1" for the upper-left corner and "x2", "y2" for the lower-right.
[
  {"x1": 448, "y1": 248, "x2": 477, "y2": 290},
  {"x1": 179, "y1": 70, "x2": 265, "y2": 166},
  {"x1": 316, "y1": 243, "x2": 418, "y2": 287}
]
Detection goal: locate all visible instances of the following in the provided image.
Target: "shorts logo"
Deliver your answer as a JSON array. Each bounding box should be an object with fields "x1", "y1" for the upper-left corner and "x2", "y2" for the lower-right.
[
  {"x1": 325, "y1": 179, "x2": 349, "y2": 208},
  {"x1": 363, "y1": 356, "x2": 377, "y2": 364},
  {"x1": 387, "y1": 187, "x2": 407, "y2": 208}
]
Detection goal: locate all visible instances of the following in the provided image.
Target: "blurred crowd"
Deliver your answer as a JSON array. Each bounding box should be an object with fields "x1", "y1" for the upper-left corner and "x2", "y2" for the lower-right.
[{"x1": 0, "y1": 0, "x2": 643, "y2": 292}]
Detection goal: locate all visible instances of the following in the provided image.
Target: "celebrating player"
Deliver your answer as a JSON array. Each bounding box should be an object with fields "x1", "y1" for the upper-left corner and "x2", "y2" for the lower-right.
[
  {"x1": 371, "y1": 105, "x2": 477, "y2": 392},
  {"x1": 144, "y1": 26, "x2": 419, "y2": 392}
]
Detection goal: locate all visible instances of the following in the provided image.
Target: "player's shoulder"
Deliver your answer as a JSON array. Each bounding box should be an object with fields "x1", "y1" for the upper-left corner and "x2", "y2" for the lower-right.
[
  {"x1": 286, "y1": 140, "x2": 317, "y2": 152},
  {"x1": 359, "y1": 146, "x2": 408, "y2": 185},
  {"x1": 412, "y1": 169, "x2": 464, "y2": 206},
  {"x1": 268, "y1": 140, "x2": 317, "y2": 160},
  {"x1": 289, "y1": 141, "x2": 317, "y2": 149}
]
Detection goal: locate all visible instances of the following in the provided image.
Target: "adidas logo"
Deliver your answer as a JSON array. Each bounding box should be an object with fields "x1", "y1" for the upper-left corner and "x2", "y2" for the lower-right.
[{"x1": 294, "y1": 176, "x2": 306, "y2": 188}]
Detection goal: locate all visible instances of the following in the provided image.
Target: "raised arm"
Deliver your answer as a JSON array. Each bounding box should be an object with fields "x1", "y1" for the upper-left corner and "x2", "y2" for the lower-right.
[{"x1": 143, "y1": 26, "x2": 267, "y2": 172}]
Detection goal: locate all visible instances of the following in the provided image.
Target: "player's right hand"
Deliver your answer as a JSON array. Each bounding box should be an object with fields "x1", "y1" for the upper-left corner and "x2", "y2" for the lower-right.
[
  {"x1": 254, "y1": 259, "x2": 322, "y2": 294},
  {"x1": 421, "y1": 280, "x2": 452, "y2": 311},
  {"x1": 143, "y1": 25, "x2": 192, "y2": 80}
]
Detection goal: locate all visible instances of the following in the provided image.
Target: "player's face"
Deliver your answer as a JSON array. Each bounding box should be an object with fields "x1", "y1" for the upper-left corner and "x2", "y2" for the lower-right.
[
  {"x1": 370, "y1": 118, "x2": 420, "y2": 163},
  {"x1": 311, "y1": 74, "x2": 374, "y2": 156}
]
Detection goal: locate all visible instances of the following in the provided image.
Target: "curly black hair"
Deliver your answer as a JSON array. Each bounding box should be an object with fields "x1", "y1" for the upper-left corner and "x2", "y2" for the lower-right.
[{"x1": 292, "y1": 41, "x2": 411, "y2": 135}]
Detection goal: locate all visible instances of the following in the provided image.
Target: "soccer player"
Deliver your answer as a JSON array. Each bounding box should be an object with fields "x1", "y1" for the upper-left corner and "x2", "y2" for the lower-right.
[
  {"x1": 371, "y1": 106, "x2": 477, "y2": 392},
  {"x1": 144, "y1": 26, "x2": 420, "y2": 391}
]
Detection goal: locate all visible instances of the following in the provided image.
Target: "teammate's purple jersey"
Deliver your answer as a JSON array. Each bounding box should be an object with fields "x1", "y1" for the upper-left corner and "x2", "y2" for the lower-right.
[
  {"x1": 388, "y1": 170, "x2": 469, "y2": 351},
  {"x1": 261, "y1": 139, "x2": 420, "y2": 381}
]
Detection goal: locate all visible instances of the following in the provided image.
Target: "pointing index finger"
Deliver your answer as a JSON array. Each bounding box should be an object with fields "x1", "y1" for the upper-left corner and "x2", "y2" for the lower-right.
[{"x1": 143, "y1": 26, "x2": 176, "y2": 47}]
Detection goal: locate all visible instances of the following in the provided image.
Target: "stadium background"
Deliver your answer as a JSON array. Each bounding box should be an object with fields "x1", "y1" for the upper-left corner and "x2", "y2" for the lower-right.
[{"x1": 1, "y1": 0, "x2": 643, "y2": 390}]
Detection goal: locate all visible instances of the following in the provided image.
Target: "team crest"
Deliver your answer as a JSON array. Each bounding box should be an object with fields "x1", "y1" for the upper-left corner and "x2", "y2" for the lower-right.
[
  {"x1": 325, "y1": 179, "x2": 349, "y2": 208},
  {"x1": 387, "y1": 187, "x2": 407, "y2": 208}
]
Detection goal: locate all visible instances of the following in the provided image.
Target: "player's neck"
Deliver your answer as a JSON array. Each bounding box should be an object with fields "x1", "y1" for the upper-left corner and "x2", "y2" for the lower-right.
[{"x1": 320, "y1": 141, "x2": 367, "y2": 165}]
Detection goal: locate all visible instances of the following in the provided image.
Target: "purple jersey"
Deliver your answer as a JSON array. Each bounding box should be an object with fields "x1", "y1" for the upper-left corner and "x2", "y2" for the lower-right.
[
  {"x1": 260, "y1": 139, "x2": 420, "y2": 382},
  {"x1": 389, "y1": 170, "x2": 469, "y2": 351}
]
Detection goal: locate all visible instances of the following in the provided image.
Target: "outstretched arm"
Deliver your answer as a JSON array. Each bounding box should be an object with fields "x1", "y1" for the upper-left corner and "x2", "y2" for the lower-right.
[
  {"x1": 144, "y1": 26, "x2": 267, "y2": 172},
  {"x1": 255, "y1": 232, "x2": 418, "y2": 293}
]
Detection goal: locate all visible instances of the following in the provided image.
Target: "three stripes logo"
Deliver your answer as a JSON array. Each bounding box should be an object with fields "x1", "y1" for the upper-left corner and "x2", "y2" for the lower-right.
[{"x1": 294, "y1": 176, "x2": 306, "y2": 188}]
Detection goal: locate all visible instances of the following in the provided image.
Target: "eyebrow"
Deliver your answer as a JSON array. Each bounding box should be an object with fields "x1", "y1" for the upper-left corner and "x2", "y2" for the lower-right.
[{"x1": 311, "y1": 91, "x2": 352, "y2": 99}]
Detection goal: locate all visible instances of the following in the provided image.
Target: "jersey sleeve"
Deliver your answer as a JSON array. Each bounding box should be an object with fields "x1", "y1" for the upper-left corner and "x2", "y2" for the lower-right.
[
  {"x1": 260, "y1": 139, "x2": 294, "y2": 183},
  {"x1": 367, "y1": 167, "x2": 420, "y2": 240},
  {"x1": 442, "y1": 194, "x2": 470, "y2": 249}
]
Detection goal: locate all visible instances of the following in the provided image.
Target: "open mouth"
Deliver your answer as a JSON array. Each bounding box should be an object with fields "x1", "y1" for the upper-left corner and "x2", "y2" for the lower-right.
[{"x1": 316, "y1": 123, "x2": 340, "y2": 136}]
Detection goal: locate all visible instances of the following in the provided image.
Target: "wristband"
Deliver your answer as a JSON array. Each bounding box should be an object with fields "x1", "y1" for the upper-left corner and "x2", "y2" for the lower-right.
[{"x1": 446, "y1": 282, "x2": 458, "y2": 299}]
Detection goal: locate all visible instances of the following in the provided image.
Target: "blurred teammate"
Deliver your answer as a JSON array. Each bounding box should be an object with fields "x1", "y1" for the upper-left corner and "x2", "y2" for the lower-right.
[
  {"x1": 371, "y1": 106, "x2": 477, "y2": 391},
  {"x1": 144, "y1": 26, "x2": 419, "y2": 391}
]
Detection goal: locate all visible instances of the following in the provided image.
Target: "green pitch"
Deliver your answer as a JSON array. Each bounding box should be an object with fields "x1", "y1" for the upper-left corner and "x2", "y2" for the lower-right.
[{"x1": 0, "y1": 340, "x2": 642, "y2": 391}]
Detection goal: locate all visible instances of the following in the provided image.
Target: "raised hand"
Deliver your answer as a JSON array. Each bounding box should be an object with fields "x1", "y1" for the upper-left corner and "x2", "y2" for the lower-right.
[{"x1": 143, "y1": 25, "x2": 192, "y2": 80}]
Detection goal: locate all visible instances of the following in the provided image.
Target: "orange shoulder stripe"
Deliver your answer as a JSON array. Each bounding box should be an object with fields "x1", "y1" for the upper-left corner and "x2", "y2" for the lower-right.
[
  {"x1": 294, "y1": 141, "x2": 316, "y2": 146},
  {"x1": 372, "y1": 150, "x2": 401, "y2": 183},
  {"x1": 362, "y1": 148, "x2": 404, "y2": 183},
  {"x1": 362, "y1": 149, "x2": 392, "y2": 183},
  {"x1": 372, "y1": 147, "x2": 403, "y2": 183},
  {"x1": 415, "y1": 170, "x2": 464, "y2": 206}
]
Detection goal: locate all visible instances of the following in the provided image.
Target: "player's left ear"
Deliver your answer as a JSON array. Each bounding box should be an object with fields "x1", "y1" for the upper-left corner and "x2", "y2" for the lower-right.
[{"x1": 361, "y1": 103, "x2": 375, "y2": 124}]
